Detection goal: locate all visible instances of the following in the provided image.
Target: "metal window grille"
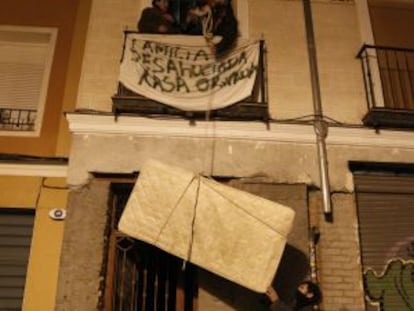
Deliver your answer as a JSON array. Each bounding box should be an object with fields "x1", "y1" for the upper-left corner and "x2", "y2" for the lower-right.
[
  {"x1": 104, "y1": 184, "x2": 197, "y2": 311},
  {"x1": 0, "y1": 108, "x2": 36, "y2": 131}
]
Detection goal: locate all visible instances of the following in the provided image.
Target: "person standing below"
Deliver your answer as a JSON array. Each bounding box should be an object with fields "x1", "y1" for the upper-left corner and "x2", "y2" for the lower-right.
[
  {"x1": 137, "y1": 0, "x2": 180, "y2": 34},
  {"x1": 266, "y1": 281, "x2": 322, "y2": 311}
]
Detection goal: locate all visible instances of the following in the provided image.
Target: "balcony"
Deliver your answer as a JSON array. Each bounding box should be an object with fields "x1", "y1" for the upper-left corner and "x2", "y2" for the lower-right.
[
  {"x1": 357, "y1": 44, "x2": 414, "y2": 129},
  {"x1": 112, "y1": 31, "x2": 268, "y2": 121},
  {"x1": 0, "y1": 108, "x2": 36, "y2": 131}
]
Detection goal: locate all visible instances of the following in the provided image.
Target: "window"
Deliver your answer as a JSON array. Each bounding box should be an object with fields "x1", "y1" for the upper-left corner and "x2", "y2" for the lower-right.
[
  {"x1": 104, "y1": 180, "x2": 308, "y2": 310},
  {"x1": 169, "y1": 0, "x2": 197, "y2": 31},
  {"x1": 0, "y1": 26, "x2": 57, "y2": 135},
  {"x1": 0, "y1": 209, "x2": 35, "y2": 310},
  {"x1": 104, "y1": 183, "x2": 197, "y2": 311},
  {"x1": 144, "y1": 0, "x2": 247, "y2": 37}
]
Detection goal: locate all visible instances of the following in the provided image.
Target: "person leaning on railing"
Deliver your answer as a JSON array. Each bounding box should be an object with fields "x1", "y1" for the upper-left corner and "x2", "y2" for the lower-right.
[{"x1": 137, "y1": 0, "x2": 180, "y2": 34}]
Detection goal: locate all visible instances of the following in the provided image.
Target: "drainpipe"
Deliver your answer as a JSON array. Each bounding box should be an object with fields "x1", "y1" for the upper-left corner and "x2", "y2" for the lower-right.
[{"x1": 302, "y1": 0, "x2": 332, "y2": 220}]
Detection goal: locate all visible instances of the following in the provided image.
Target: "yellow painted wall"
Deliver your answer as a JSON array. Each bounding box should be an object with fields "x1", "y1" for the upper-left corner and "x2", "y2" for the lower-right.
[
  {"x1": 0, "y1": 0, "x2": 90, "y2": 308},
  {"x1": 0, "y1": 176, "x2": 67, "y2": 311},
  {"x1": 22, "y1": 178, "x2": 67, "y2": 311},
  {"x1": 0, "y1": 176, "x2": 41, "y2": 208},
  {"x1": 0, "y1": 0, "x2": 89, "y2": 157},
  {"x1": 56, "y1": 0, "x2": 93, "y2": 156}
]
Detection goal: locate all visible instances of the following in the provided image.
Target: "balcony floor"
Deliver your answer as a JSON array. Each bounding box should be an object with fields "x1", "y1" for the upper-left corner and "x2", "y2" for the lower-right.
[{"x1": 362, "y1": 107, "x2": 414, "y2": 129}]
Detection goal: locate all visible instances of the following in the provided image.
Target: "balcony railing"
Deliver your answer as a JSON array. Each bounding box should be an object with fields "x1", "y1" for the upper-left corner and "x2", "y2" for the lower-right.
[
  {"x1": 0, "y1": 108, "x2": 36, "y2": 131},
  {"x1": 112, "y1": 32, "x2": 268, "y2": 121},
  {"x1": 357, "y1": 44, "x2": 414, "y2": 128}
]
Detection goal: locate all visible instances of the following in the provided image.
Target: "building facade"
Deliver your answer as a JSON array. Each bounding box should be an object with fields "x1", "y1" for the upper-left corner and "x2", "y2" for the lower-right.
[
  {"x1": 2, "y1": 0, "x2": 414, "y2": 310},
  {"x1": 0, "y1": 0, "x2": 90, "y2": 310}
]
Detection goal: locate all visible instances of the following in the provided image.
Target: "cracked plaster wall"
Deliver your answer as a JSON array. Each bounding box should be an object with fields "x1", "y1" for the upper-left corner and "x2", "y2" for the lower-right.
[{"x1": 67, "y1": 133, "x2": 414, "y2": 192}]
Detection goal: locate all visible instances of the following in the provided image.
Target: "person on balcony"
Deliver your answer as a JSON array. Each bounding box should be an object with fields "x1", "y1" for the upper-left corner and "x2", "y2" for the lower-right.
[
  {"x1": 265, "y1": 281, "x2": 322, "y2": 311},
  {"x1": 137, "y1": 0, "x2": 180, "y2": 34},
  {"x1": 185, "y1": 0, "x2": 238, "y2": 55}
]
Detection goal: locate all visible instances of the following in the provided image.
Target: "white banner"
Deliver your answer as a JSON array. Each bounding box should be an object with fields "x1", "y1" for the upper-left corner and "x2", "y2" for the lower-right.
[{"x1": 119, "y1": 34, "x2": 260, "y2": 111}]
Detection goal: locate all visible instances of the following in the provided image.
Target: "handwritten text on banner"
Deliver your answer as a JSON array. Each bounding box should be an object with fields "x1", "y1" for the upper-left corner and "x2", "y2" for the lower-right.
[{"x1": 119, "y1": 34, "x2": 260, "y2": 111}]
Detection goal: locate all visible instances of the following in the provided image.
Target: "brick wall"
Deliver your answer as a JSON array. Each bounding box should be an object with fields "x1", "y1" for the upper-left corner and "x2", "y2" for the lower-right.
[{"x1": 310, "y1": 192, "x2": 365, "y2": 311}]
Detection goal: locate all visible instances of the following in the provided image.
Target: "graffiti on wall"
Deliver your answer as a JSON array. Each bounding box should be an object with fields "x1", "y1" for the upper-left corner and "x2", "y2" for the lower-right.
[{"x1": 364, "y1": 259, "x2": 414, "y2": 311}]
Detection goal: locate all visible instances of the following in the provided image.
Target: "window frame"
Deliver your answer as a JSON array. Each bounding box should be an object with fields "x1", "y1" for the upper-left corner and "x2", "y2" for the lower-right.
[
  {"x1": 0, "y1": 25, "x2": 57, "y2": 137},
  {"x1": 103, "y1": 182, "x2": 198, "y2": 311},
  {"x1": 143, "y1": 0, "x2": 249, "y2": 38}
]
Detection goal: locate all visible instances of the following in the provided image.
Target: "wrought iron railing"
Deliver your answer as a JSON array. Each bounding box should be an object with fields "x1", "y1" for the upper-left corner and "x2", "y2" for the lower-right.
[
  {"x1": 357, "y1": 44, "x2": 414, "y2": 111},
  {"x1": 0, "y1": 108, "x2": 36, "y2": 131}
]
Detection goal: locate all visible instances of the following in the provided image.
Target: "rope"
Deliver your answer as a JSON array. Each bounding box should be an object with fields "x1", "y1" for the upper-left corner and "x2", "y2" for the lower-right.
[
  {"x1": 154, "y1": 175, "x2": 197, "y2": 243},
  {"x1": 195, "y1": 4, "x2": 215, "y2": 177},
  {"x1": 201, "y1": 6, "x2": 214, "y2": 43},
  {"x1": 188, "y1": 5, "x2": 214, "y2": 47},
  {"x1": 151, "y1": 174, "x2": 201, "y2": 271},
  {"x1": 182, "y1": 175, "x2": 202, "y2": 270}
]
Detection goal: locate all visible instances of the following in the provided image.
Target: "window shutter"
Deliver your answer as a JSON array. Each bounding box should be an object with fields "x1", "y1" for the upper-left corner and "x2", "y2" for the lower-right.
[
  {"x1": 355, "y1": 173, "x2": 414, "y2": 269},
  {"x1": 0, "y1": 27, "x2": 56, "y2": 133},
  {"x1": 0, "y1": 210, "x2": 35, "y2": 310},
  {"x1": 0, "y1": 43, "x2": 47, "y2": 110},
  {"x1": 354, "y1": 172, "x2": 414, "y2": 310}
]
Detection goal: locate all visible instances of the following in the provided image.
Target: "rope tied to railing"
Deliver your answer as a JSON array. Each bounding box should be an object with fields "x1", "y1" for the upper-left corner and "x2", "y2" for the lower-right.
[{"x1": 188, "y1": 4, "x2": 214, "y2": 46}]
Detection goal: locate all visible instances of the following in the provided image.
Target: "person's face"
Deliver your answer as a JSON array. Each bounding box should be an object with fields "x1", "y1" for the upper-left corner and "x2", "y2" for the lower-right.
[
  {"x1": 293, "y1": 283, "x2": 313, "y2": 308},
  {"x1": 297, "y1": 283, "x2": 314, "y2": 299},
  {"x1": 297, "y1": 283, "x2": 308, "y2": 295}
]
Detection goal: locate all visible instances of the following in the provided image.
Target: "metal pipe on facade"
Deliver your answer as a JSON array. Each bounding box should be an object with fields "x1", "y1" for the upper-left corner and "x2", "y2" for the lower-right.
[{"x1": 302, "y1": 0, "x2": 332, "y2": 219}]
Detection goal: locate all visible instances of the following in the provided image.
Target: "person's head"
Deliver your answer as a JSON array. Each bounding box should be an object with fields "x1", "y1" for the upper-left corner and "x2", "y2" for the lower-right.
[
  {"x1": 153, "y1": 0, "x2": 169, "y2": 12},
  {"x1": 206, "y1": 0, "x2": 226, "y2": 7},
  {"x1": 294, "y1": 281, "x2": 322, "y2": 309}
]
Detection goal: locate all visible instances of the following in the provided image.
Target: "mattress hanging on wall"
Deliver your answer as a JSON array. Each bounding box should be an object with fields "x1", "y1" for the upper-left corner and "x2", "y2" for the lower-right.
[{"x1": 118, "y1": 160, "x2": 295, "y2": 293}]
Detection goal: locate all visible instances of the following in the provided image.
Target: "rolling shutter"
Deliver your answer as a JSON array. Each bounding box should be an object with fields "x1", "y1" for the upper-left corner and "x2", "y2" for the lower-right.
[
  {"x1": 0, "y1": 209, "x2": 35, "y2": 311},
  {"x1": 354, "y1": 172, "x2": 414, "y2": 310}
]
